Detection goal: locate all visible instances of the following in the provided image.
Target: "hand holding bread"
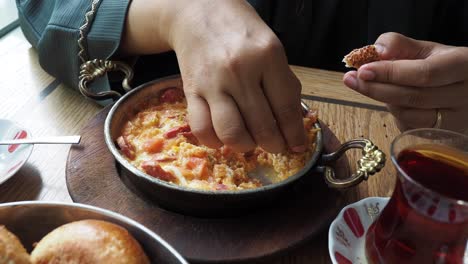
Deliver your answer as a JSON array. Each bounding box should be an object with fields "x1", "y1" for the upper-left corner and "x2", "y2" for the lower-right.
[{"x1": 343, "y1": 32, "x2": 468, "y2": 133}]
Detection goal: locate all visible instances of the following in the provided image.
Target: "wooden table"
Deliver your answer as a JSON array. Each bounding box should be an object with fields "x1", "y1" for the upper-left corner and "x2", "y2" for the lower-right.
[{"x1": 0, "y1": 28, "x2": 399, "y2": 263}]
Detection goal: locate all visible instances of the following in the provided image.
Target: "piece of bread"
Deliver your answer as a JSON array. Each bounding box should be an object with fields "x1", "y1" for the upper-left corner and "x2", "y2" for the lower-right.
[
  {"x1": 0, "y1": 225, "x2": 31, "y2": 264},
  {"x1": 343, "y1": 45, "x2": 380, "y2": 69},
  {"x1": 30, "y1": 220, "x2": 150, "y2": 264}
]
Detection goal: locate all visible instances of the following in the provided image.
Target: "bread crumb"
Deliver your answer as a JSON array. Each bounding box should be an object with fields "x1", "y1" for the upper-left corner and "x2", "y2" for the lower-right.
[{"x1": 343, "y1": 45, "x2": 380, "y2": 69}]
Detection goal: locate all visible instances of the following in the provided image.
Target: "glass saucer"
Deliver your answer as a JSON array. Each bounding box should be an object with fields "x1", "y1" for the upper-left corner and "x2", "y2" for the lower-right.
[{"x1": 328, "y1": 197, "x2": 390, "y2": 264}]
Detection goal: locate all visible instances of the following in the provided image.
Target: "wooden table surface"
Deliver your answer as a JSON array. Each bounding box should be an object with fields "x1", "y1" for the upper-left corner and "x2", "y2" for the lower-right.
[{"x1": 0, "y1": 28, "x2": 399, "y2": 263}]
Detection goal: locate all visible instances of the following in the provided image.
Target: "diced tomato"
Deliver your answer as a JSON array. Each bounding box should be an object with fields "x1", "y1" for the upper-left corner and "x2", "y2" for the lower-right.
[
  {"x1": 116, "y1": 136, "x2": 135, "y2": 160},
  {"x1": 143, "y1": 137, "x2": 164, "y2": 153},
  {"x1": 306, "y1": 109, "x2": 318, "y2": 123},
  {"x1": 221, "y1": 146, "x2": 232, "y2": 157},
  {"x1": 160, "y1": 88, "x2": 184, "y2": 103},
  {"x1": 186, "y1": 157, "x2": 209, "y2": 179},
  {"x1": 215, "y1": 183, "x2": 228, "y2": 190},
  {"x1": 153, "y1": 105, "x2": 165, "y2": 110},
  {"x1": 244, "y1": 150, "x2": 255, "y2": 158},
  {"x1": 164, "y1": 124, "x2": 191, "y2": 139},
  {"x1": 186, "y1": 157, "x2": 203, "y2": 169},
  {"x1": 141, "y1": 161, "x2": 175, "y2": 182},
  {"x1": 180, "y1": 131, "x2": 199, "y2": 145},
  {"x1": 303, "y1": 109, "x2": 318, "y2": 130},
  {"x1": 152, "y1": 154, "x2": 177, "y2": 162},
  {"x1": 179, "y1": 168, "x2": 195, "y2": 180},
  {"x1": 198, "y1": 164, "x2": 209, "y2": 179},
  {"x1": 304, "y1": 118, "x2": 312, "y2": 130}
]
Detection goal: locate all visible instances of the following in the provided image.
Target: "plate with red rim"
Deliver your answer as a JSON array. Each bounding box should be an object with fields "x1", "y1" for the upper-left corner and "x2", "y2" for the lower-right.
[
  {"x1": 328, "y1": 197, "x2": 390, "y2": 264},
  {"x1": 0, "y1": 119, "x2": 33, "y2": 184}
]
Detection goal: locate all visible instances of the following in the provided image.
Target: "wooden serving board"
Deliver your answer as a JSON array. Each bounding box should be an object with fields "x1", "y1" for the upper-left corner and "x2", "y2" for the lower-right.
[{"x1": 66, "y1": 106, "x2": 349, "y2": 263}]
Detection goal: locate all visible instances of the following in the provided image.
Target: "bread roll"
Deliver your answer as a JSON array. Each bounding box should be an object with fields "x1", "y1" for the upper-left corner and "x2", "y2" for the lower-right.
[
  {"x1": 0, "y1": 225, "x2": 31, "y2": 264},
  {"x1": 30, "y1": 220, "x2": 150, "y2": 264},
  {"x1": 343, "y1": 45, "x2": 380, "y2": 69}
]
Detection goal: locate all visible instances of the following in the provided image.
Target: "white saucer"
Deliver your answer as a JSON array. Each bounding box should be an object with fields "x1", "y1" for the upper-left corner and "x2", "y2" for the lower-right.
[
  {"x1": 328, "y1": 197, "x2": 390, "y2": 264},
  {"x1": 0, "y1": 119, "x2": 33, "y2": 184}
]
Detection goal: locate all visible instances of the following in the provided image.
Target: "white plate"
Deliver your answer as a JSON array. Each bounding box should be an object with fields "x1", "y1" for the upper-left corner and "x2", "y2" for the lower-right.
[
  {"x1": 328, "y1": 197, "x2": 390, "y2": 264},
  {"x1": 0, "y1": 119, "x2": 33, "y2": 184}
]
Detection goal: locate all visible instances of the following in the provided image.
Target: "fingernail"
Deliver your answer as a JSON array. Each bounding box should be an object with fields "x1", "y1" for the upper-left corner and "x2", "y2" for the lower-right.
[
  {"x1": 344, "y1": 75, "x2": 358, "y2": 90},
  {"x1": 359, "y1": 69, "x2": 376, "y2": 81},
  {"x1": 374, "y1": 44, "x2": 385, "y2": 54},
  {"x1": 291, "y1": 145, "x2": 307, "y2": 153}
]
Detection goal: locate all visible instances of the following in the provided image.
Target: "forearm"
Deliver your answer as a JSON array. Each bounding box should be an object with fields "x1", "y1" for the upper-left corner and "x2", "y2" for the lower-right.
[
  {"x1": 119, "y1": 0, "x2": 186, "y2": 56},
  {"x1": 118, "y1": 0, "x2": 269, "y2": 56}
]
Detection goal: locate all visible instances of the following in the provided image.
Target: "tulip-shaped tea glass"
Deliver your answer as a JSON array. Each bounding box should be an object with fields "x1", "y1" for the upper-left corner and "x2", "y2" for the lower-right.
[{"x1": 365, "y1": 128, "x2": 468, "y2": 264}]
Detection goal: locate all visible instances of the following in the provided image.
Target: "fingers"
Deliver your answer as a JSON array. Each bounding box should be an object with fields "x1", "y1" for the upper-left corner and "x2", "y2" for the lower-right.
[
  {"x1": 387, "y1": 105, "x2": 468, "y2": 133},
  {"x1": 175, "y1": 7, "x2": 306, "y2": 153},
  {"x1": 206, "y1": 93, "x2": 256, "y2": 152},
  {"x1": 374, "y1": 32, "x2": 435, "y2": 60},
  {"x1": 344, "y1": 72, "x2": 468, "y2": 108},
  {"x1": 232, "y1": 83, "x2": 286, "y2": 153},
  {"x1": 386, "y1": 105, "x2": 439, "y2": 129},
  {"x1": 363, "y1": 33, "x2": 468, "y2": 87},
  {"x1": 188, "y1": 79, "x2": 294, "y2": 153},
  {"x1": 263, "y1": 63, "x2": 307, "y2": 152},
  {"x1": 343, "y1": 71, "x2": 358, "y2": 90},
  {"x1": 187, "y1": 85, "x2": 283, "y2": 152},
  {"x1": 344, "y1": 32, "x2": 468, "y2": 133},
  {"x1": 186, "y1": 92, "x2": 223, "y2": 148},
  {"x1": 358, "y1": 50, "x2": 468, "y2": 87}
]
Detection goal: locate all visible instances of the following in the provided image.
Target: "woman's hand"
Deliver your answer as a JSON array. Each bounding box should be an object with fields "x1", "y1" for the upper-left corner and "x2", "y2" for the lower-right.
[
  {"x1": 343, "y1": 32, "x2": 468, "y2": 133},
  {"x1": 120, "y1": 0, "x2": 306, "y2": 153}
]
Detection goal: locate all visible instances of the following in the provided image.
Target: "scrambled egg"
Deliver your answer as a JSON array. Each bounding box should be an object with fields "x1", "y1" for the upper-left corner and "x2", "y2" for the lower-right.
[{"x1": 117, "y1": 88, "x2": 319, "y2": 191}]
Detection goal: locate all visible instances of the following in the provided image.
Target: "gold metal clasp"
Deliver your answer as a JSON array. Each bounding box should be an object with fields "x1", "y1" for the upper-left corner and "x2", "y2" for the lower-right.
[{"x1": 78, "y1": 59, "x2": 133, "y2": 101}]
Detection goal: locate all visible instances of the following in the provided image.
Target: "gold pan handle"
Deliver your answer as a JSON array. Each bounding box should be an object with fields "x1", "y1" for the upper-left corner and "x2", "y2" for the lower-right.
[{"x1": 317, "y1": 139, "x2": 386, "y2": 189}]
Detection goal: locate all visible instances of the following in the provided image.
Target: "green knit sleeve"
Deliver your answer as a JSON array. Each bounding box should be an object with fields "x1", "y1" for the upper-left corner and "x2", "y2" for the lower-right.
[{"x1": 16, "y1": 0, "x2": 130, "y2": 103}]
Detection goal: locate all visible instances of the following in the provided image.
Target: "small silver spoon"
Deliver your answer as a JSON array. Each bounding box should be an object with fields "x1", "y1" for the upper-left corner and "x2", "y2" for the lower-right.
[{"x1": 0, "y1": 135, "x2": 81, "y2": 145}]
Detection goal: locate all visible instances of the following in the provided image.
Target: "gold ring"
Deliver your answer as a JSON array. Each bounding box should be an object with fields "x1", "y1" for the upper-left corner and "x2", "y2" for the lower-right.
[{"x1": 432, "y1": 109, "x2": 443, "y2": 129}]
